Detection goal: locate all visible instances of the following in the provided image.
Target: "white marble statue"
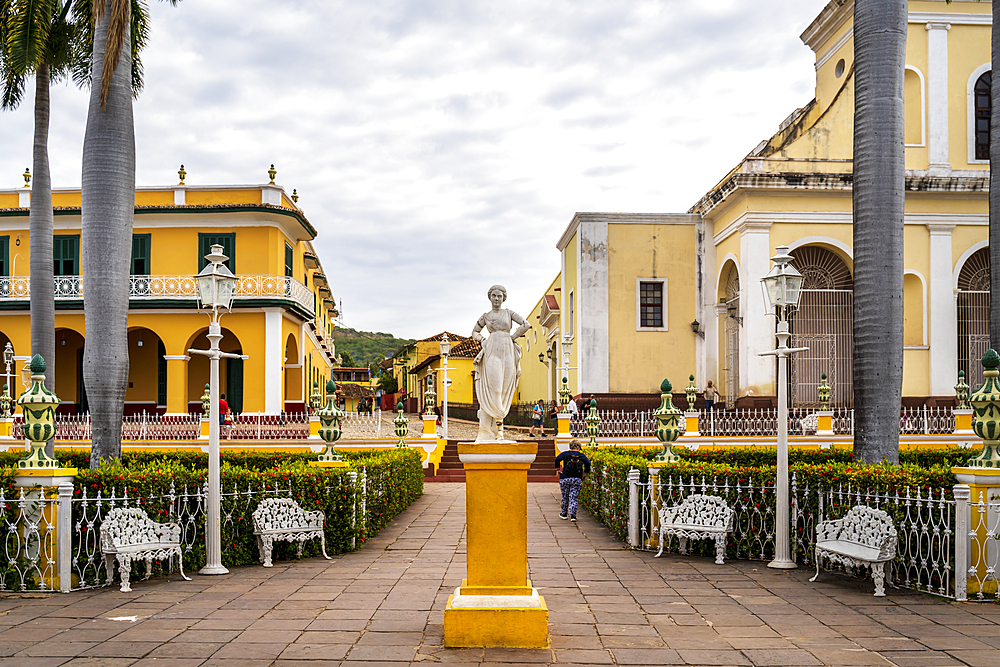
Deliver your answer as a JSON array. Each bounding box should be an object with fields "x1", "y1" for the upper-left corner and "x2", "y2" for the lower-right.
[{"x1": 472, "y1": 285, "x2": 531, "y2": 442}]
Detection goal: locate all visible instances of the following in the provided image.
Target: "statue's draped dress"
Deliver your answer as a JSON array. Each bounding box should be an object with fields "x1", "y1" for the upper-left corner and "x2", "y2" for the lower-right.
[{"x1": 474, "y1": 308, "x2": 522, "y2": 421}]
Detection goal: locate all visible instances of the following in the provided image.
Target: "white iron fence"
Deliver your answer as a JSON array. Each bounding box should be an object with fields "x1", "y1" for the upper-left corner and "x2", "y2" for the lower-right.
[
  {"x1": 617, "y1": 472, "x2": 974, "y2": 601},
  {"x1": 571, "y1": 406, "x2": 956, "y2": 438},
  {"x1": 0, "y1": 472, "x2": 364, "y2": 593}
]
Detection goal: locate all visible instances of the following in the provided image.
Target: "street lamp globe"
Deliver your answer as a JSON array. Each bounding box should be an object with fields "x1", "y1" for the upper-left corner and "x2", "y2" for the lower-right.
[
  {"x1": 760, "y1": 246, "x2": 804, "y2": 312},
  {"x1": 439, "y1": 333, "x2": 451, "y2": 357},
  {"x1": 196, "y1": 245, "x2": 237, "y2": 310}
]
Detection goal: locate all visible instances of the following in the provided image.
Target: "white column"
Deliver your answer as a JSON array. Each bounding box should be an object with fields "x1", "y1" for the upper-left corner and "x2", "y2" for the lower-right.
[
  {"x1": 264, "y1": 308, "x2": 284, "y2": 414},
  {"x1": 926, "y1": 22, "x2": 951, "y2": 174},
  {"x1": 579, "y1": 218, "x2": 609, "y2": 393},
  {"x1": 927, "y1": 224, "x2": 957, "y2": 395},
  {"x1": 740, "y1": 223, "x2": 774, "y2": 397},
  {"x1": 18, "y1": 189, "x2": 29, "y2": 207}
]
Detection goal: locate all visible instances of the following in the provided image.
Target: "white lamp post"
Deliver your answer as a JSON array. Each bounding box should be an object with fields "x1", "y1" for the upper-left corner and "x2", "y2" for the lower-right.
[
  {"x1": 759, "y1": 246, "x2": 808, "y2": 570},
  {"x1": 439, "y1": 333, "x2": 451, "y2": 442},
  {"x1": 188, "y1": 245, "x2": 240, "y2": 575}
]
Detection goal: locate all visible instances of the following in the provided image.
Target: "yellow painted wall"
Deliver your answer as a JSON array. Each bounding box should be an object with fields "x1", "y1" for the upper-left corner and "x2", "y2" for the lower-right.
[
  {"x1": 952, "y1": 226, "x2": 988, "y2": 270},
  {"x1": 0, "y1": 194, "x2": 18, "y2": 208},
  {"x1": 903, "y1": 348, "x2": 930, "y2": 397},
  {"x1": 186, "y1": 189, "x2": 261, "y2": 206},
  {"x1": 607, "y1": 223, "x2": 698, "y2": 393},
  {"x1": 135, "y1": 191, "x2": 174, "y2": 206}
]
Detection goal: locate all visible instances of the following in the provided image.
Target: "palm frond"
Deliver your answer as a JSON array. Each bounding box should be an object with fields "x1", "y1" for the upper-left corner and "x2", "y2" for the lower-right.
[
  {"x1": 8, "y1": 0, "x2": 59, "y2": 73},
  {"x1": 128, "y1": 0, "x2": 146, "y2": 96}
]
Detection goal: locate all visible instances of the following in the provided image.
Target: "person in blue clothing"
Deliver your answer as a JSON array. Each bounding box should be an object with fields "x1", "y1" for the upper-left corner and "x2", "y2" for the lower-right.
[{"x1": 554, "y1": 440, "x2": 591, "y2": 522}]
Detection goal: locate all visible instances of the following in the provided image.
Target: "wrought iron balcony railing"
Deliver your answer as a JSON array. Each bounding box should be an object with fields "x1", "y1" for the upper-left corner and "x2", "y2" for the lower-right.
[{"x1": 0, "y1": 274, "x2": 315, "y2": 316}]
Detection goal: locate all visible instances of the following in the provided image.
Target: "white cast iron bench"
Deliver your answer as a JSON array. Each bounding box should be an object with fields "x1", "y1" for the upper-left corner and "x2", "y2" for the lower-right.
[
  {"x1": 654, "y1": 494, "x2": 734, "y2": 564},
  {"x1": 101, "y1": 507, "x2": 190, "y2": 592},
  {"x1": 809, "y1": 505, "x2": 897, "y2": 597},
  {"x1": 253, "y1": 498, "x2": 330, "y2": 567}
]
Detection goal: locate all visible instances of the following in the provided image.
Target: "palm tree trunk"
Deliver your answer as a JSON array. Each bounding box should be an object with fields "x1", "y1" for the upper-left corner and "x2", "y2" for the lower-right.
[
  {"x1": 852, "y1": 0, "x2": 905, "y2": 464},
  {"x1": 82, "y1": 0, "x2": 133, "y2": 467},
  {"x1": 990, "y1": 0, "x2": 1000, "y2": 351},
  {"x1": 30, "y1": 61, "x2": 56, "y2": 457}
]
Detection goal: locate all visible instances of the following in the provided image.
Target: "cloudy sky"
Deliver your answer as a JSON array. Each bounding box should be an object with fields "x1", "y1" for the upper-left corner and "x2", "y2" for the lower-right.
[{"x1": 0, "y1": 0, "x2": 827, "y2": 340}]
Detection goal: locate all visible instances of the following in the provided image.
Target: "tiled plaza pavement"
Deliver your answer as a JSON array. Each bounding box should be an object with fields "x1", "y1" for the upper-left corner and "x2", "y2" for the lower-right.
[{"x1": 2, "y1": 483, "x2": 999, "y2": 667}]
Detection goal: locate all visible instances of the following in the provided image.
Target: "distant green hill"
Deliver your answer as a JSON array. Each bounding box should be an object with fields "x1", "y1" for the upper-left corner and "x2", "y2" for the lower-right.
[{"x1": 331, "y1": 328, "x2": 414, "y2": 367}]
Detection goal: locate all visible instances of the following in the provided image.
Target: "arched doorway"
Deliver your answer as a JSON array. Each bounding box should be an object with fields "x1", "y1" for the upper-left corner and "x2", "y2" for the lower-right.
[
  {"x1": 188, "y1": 328, "x2": 244, "y2": 414},
  {"x1": 721, "y1": 263, "x2": 740, "y2": 409},
  {"x1": 957, "y1": 247, "x2": 990, "y2": 389},
  {"x1": 55, "y1": 329, "x2": 86, "y2": 414},
  {"x1": 789, "y1": 246, "x2": 854, "y2": 407},
  {"x1": 126, "y1": 328, "x2": 166, "y2": 415},
  {"x1": 284, "y1": 334, "x2": 302, "y2": 411}
]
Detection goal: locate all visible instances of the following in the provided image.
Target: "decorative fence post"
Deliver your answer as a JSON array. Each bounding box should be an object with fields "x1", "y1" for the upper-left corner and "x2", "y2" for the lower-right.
[
  {"x1": 953, "y1": 483, "x2": 970, "y2": 602},
  {"x1": 347, "y1": 471, "x2": 359, "y2": 549},
  {"x1": 627, "y1": 468, "x2": 641, "y2": 548},
  {"x1": 57, "y1": 481, "x2": 73, "y2": 592}
]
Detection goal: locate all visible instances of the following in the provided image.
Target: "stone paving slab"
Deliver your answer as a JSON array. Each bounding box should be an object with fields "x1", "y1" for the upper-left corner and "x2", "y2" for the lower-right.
[{"x1": 1, "y1": 483, "x2": 999, "y2": 666}]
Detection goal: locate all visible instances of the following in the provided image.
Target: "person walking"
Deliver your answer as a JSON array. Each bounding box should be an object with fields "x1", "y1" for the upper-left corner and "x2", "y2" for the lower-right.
[
  {"x1": 529, "y1": 399, "x2": 544, "y2": 437},
  {"x1": 554, "y1": 440, "x2": 591, "y2": 521},
  {"x1": 704, "y1": 381, "x2": 716, "y2": 412},
  {"x1": 567, "y1": 394, "x2": 579, "y2": 435},
  {"x1": 548, "y1": 399, "x2": 559, "y2": 435}
]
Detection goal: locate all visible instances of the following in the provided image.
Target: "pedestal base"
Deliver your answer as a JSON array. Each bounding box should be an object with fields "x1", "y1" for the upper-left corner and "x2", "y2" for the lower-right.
[
  {"x1": 309, "y1": 460, "x2": 348, "y2": 468},
  {"x1": 444, "y1": 588, "x2": 548, "y2": 647}
]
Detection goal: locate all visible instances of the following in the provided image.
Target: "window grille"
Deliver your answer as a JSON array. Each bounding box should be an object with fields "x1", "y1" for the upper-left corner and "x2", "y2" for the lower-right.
[{"x1": 639, "y1": 281, "x2": 663, "y2": 328}]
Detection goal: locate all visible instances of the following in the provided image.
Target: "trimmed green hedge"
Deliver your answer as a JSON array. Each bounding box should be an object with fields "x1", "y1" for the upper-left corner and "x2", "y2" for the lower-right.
[{"x1": 1, "y1": 447, "x2": 423, "y2": 590}]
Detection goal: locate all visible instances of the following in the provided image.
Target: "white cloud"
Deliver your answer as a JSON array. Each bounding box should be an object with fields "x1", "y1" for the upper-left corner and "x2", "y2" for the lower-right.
[{"x1": 0, "y1": 0, "x2": 827, "y2": 340}]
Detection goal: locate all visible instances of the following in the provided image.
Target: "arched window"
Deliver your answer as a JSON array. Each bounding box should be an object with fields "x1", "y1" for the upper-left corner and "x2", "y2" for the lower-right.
[
  {"x1": 958, "y1": 247, "x2": 990, "y2": 388},
  {"x1": 975, "y1": 71, "x2": 991, "y2": 160}
]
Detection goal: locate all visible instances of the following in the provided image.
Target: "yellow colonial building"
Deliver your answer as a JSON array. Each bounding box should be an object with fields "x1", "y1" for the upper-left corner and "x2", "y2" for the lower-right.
[
  {"x1": 0, "y1": 174, "x2": 338, "y2": 416},
  {"x1": 522, "y1": 0, "x2": 991, "y2": 409}
]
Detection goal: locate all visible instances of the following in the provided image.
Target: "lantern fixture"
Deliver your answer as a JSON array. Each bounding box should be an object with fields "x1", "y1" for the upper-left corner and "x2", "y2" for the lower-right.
[
  {"x1": 196, "y1": 245, "x2": 237, "y2": 311},
  {"x1": 760, "y1": 246, "x2": 804, "y2": 314}
]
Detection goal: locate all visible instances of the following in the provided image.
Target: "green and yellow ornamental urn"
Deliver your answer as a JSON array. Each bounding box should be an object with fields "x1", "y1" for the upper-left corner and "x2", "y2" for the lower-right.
[
  {"x1": 685, "y1": 375, "x2": 697, "y2": 412},
  {"x1": 16, "y1": 354, "x2": 60, "y2": 469},
  {"x1": 317, "y1": 380, "x2": 345, "y2": 463},
  {"x1": 559, "y1": 376, "x2": 571, "y2": 413},
  {"x1": 653, "y1": 378, "x2": 682, "y2": 463},
  {"x1": 968, "y1": 349, "x2": 1000, "y2": 468},
  {"x1": 394, "y1": 401, "x2": 409, "y2": 448},
  {"x1": 585, "y1": 398, "x2": 600, "y2": 447},
  {"x1": 817, "y1": 373, "x2": 831, "y2": 410},
  {"x1": 955, "y1": 370, "x2": 970, "y2": 410},
  {"x1": 309, "y1": 381, "x2": 323, "y2": 412},
  {"x1": 200, "y1": 383, "x2": 211, "y2": 414}
]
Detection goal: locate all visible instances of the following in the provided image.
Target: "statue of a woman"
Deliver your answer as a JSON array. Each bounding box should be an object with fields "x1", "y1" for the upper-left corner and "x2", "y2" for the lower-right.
[{"x1": 472, "y1": 284, "x2": 531, "y2": 442}]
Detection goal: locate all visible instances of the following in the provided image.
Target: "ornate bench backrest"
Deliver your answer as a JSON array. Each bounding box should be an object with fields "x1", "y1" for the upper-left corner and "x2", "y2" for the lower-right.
[
  {"x1": 824, "y1": 506, "x2": 897, "y2": 552},
  {"x1": 254, "y1": 498, "x2": 311, "y2": 531},
  {"x1": 101, "y1": 508, "x2": 159, "y2": 547},
  {"x1": 661, "y1": 494, "x2": 732, "y2": 529}
]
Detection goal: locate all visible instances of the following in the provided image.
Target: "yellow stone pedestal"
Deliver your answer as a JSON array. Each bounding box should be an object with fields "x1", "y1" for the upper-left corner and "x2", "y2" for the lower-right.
[
  {"x1": 199, "y1": 418, "x2": 210, "y2": 440},
  {"x1": 308, "y1": 460, "x2": 348, "y2": 468},
  {"x1": 444, "y1": 441, "x2": 548, "y2": 648},
  {"x1": 683, "y1": 412, "x2": 699, "y2": 437},
  {"x1": 816, "y1": 411, "x2": 834, "y2": 436},
  {"x1": 954, "y1": 409, "x2": 974, "y2": 435},
  {"x1": 309, "y1": 416, "x2": 321, "y2": 439},
  {"x1": 423, "y1": 414, "x2": 437, "y2": 438},
  {"x1": 0, "y1": 417, "x2": 14, "y2": 439},
  {"x1": 557, "y1": 413, "x2": 571, "y2": 437}
]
